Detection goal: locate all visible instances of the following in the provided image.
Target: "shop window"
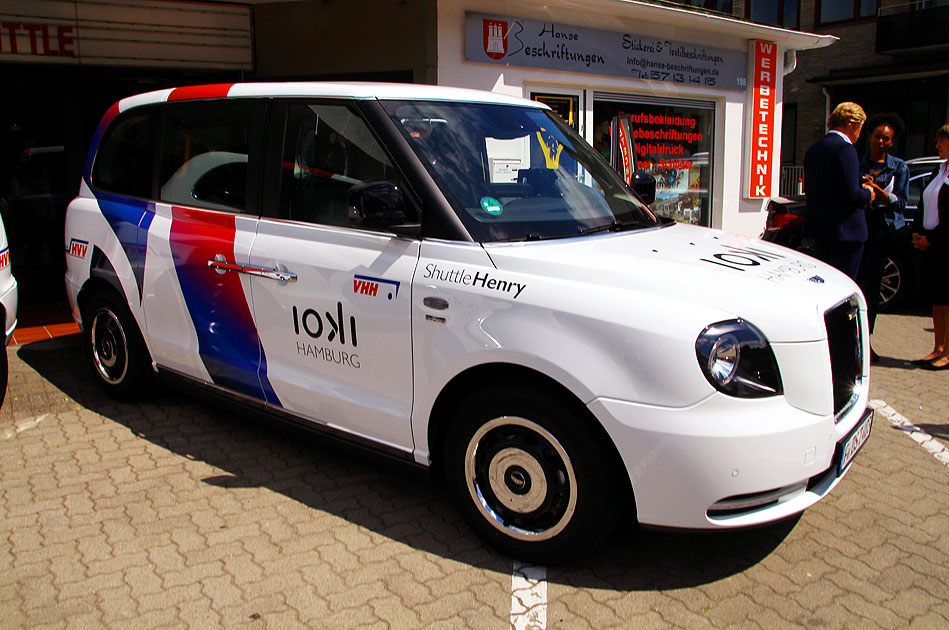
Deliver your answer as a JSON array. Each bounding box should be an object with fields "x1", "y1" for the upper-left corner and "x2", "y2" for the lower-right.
[
  {"x1": 594, "y1": 95, "x2": 715, "y2": 227},
  {"x1": 279, "y1": 103, "x2": 407, "y2": 228},
  {"x1": 531, "y1": 93, "x2": 580, "y2": 132},
  {"x1": 159, "y1": 101, "x2": 258, "y2": 213},
  {"x1": 818, "y1": 0, "x2": 877, "y2": 24},
  {"x1": 746, "y1": 0, "x2": 799, "y2": 28}
]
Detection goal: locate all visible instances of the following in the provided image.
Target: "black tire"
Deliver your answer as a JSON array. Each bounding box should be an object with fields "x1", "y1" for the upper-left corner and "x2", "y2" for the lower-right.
[
  {"x1": 83, "y1": 290, "x2": 151, "y2": 400},
  {"x1": 443, "y1": 384, "x2": 622, "y2": 563}
]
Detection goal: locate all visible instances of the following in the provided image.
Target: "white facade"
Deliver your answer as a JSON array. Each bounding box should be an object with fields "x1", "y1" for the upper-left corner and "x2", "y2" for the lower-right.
[{"x1": 434, "y1": 0, "x2": 834, "y2": 236}]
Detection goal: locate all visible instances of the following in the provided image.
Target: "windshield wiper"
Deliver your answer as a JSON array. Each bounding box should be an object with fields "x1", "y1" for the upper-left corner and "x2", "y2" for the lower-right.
[
  {"x1": 493, "y1": 221, "x2": 638, "y2": 243},
  {"x1": 493, "y1": 232, "x2": 545, "y2": 243},
  {"x1": 576, "y1": 220, "x2": 637, "y2": 236}
]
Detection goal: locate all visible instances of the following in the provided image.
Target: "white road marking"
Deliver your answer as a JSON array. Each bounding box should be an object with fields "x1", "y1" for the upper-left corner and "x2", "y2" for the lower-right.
[
  {"x1": 2, "y1": 414, "x2": 48, "y2": 440},
  {"x1": 511, "y1": 561, "x2": 547, "y2": 630},
  {"x1": 869, "y1": 400, "x2": 949, "y2": 466}
]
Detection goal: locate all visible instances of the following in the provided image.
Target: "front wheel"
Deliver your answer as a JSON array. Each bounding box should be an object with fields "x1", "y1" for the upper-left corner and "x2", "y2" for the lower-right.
[
  {"x1": 444, "y1": 385, "x2": 622, "y2": 562},
  {"x1": 83, "y1": 290, "x2": 151, "y2": 400}
]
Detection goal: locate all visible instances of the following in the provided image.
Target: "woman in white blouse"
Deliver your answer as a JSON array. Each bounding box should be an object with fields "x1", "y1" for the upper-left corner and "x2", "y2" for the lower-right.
[{"x1": 912, "y1": 123, "x2": 949, "y2": 369}]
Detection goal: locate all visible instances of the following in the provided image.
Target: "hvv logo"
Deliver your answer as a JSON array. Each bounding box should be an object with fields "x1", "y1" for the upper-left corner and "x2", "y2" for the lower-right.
[
  {"x1": 353, "y1": 275, "x2": 400, "y2": 301},
  {"x1": 66, "y1": 238, "x2": 89, "y2": 259}
]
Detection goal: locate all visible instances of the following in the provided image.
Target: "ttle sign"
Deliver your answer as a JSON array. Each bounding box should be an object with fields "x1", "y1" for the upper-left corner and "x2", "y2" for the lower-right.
[
  {"x1": 745, "y1": 40, "x2": 778, "y2": 199},
  {"x1": 0, "y1": 22, "x2": 75, "y2": 58}
]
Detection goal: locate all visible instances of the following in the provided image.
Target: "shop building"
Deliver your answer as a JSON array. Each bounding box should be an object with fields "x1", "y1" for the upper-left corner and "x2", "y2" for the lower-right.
[
  {"x1": 2, "y1": 0, "x2": 834, "y2": 304},
  {"x1": 254, "y1": 0, "x2": 834, "y2": 236}
]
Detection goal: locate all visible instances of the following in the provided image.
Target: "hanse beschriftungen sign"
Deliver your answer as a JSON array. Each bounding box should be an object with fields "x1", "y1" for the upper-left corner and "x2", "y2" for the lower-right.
[{"x1": 465, "y1": 12, "x2": 748, "y2": 91}]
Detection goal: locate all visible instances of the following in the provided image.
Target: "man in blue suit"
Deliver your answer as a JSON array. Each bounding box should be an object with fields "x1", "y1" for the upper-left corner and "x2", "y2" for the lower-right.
[{"x1": 803, "y1": 102, "x2": 880, "y2": 280}]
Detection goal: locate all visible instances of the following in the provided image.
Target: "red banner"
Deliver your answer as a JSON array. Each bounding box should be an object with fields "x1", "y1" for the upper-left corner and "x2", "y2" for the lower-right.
[
  {"x1": 617, "y1": 120, "x2": 632, "y2": 185},
  {"x1": 748, "y1": 40, "x2": 777, "y2": 199}
]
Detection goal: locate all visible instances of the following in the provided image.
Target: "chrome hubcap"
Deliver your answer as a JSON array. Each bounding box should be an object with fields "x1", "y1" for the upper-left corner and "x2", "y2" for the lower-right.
[
  {"x1": 879, "y1": 258, "x2": 900, "y2": 305},
  {"x1": 465, "y1": 416, "x2": 577, "y2": 541},
  {"x1": 90, "y1": 309, "x2": 128, "y2": 385}
]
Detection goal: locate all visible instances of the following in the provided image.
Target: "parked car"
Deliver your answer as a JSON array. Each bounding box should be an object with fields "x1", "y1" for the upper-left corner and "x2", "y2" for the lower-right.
[
  {"x1": 0, "y1": 213, "x2": 18, "y2": 407},
  {"x1": 761, "y1": 156, "x2": 942, "y2": 308},
  {"x1": 66, "y1": 83, "x2": 872, "y2": 562},
  {"x1": 904, "y1": 156, "x2": 944, "y2": 219}
]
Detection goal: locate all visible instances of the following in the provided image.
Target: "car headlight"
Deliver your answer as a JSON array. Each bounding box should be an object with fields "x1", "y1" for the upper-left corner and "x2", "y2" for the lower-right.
[{"x1": 695, "y1": 319, "x2": 782, "y2": 398}]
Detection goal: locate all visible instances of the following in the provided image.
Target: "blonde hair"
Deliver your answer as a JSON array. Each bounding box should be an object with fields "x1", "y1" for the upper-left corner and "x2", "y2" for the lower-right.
[
  {"x1": 827, "y1": 102, "x2": 867, "y2": 129},
  {"x1": 936, "y1": 123, "x2": 949, "y2": 141}
]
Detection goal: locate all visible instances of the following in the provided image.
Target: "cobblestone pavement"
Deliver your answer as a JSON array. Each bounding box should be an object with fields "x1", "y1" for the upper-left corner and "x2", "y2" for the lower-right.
[{"x1": 1, "y1": 310, "x2": 947, "y2": 629}]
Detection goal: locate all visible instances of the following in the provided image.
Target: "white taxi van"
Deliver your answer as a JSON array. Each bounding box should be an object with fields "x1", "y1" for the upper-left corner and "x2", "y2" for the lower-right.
[{"x1": 64, "y1": 83, "x2": 873, "y2": 562}]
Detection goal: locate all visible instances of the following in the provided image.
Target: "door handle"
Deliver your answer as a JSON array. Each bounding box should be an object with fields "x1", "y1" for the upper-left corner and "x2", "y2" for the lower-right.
[{"x1": 207, "y1": 256, "x2": 297, "y2": 282}]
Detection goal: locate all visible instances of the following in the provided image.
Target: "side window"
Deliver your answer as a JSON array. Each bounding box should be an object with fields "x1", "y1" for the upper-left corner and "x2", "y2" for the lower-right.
[
  {"x1": 907, "y1": 173, "x2": 931, "y2": 216},
  {"x1": 159, "y1": 101, "x2": 256, "y2": 212},
  {"x1": 280, "y1": 102, "x2": 411, "y2": 228},
  {"x1": 91, "y1": 109, "x2": 158, "y2": 198}
]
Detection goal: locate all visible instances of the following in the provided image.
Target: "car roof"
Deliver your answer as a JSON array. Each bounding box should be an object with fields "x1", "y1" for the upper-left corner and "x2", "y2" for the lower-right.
[
  {"x1": 906, "y1": 156, "x2": 941, "y2": 165},
  {"x1": 114, "y1": 82, "x2": 548, "y2": 115}
]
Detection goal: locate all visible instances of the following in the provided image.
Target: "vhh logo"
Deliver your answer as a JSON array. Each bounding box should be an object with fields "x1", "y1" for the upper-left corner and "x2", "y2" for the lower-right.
[
  {"x1": 483, "y1": 19, "x2": 508, "y2": 60},
  {"x1": 66, "y1": 238, "x2": 88, "y2": 259},
  {"x1": 0, "y1": 248, "x2": 8, "y2": 271},
  {"x1": 353, "y1": 274, "x2": 400, "y2": 301}
]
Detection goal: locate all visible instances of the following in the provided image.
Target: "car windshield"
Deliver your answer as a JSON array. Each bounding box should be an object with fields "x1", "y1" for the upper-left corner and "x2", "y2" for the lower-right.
[{"x1": 381, "y1": 100, "x2": 658, "y2": 242}]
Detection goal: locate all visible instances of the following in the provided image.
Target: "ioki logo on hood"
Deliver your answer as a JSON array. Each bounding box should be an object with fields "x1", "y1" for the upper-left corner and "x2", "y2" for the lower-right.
[
  {"x1": 698, "y1": 243, "x2": 819, "y2": 284},
  {"x1": 699, "y1": 243, "x2": 786, "y2": 271}
]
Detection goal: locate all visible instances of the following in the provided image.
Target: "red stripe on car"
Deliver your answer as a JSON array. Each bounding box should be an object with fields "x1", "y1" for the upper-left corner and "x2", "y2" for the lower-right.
[{"x1": 168, "y1": 84, "x2": 235, "y2": 102}]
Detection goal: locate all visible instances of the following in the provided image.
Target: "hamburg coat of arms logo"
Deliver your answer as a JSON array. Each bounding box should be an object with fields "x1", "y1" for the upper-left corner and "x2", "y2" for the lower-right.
[{"x1": 483, "y1": 19, "x2": 508, "y2": 59}]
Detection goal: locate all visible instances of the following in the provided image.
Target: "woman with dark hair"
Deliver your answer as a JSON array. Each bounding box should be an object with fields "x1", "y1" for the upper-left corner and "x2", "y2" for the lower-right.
[
  {"x1": 857, "y1": 113, "x2": 908, "y2": 362},
  {"x1": 911, "y1": 123, "x2": 949, "y2": 369}
]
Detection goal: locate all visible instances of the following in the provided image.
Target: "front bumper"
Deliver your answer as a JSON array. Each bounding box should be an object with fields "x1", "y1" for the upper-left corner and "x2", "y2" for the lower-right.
[{"x1": 588, "y1": 390, "x2": 871, "y2": 530}]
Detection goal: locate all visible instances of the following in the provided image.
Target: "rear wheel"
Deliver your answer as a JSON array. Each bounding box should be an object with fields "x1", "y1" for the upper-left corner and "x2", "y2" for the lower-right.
[
  {"x1": 84, "y1": 290, "x2": 151, "y2": 399},
  {"x1": 444, "y1": 385, "x2": 622, "y2": 562}
]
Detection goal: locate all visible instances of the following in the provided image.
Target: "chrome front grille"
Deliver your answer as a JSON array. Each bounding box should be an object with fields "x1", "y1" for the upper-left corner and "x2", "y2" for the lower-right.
[{"x1": 824, "y1": 295, "x2": 862, "y2": 420}]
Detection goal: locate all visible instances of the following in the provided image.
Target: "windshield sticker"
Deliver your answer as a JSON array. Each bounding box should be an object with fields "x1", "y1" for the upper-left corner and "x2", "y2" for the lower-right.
[
  {"x1": 480, "y1": 197, "x2": 503, "y2": 216},
  {"x1": 353, "y1": 274, "x2": 400, "y2": 300},
  {"x1": 423, "y1": 263, "x2": 526, "y2": 299},
  {"x1": 536, "y1": 128, "x2": 564, "y2": 169}
]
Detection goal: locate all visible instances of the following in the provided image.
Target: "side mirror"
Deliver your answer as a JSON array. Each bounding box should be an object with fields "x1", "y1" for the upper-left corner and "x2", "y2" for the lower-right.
[
  {"x1": 630, "y1": 171, "x2": 656, "y2": 205},
  {"x1": 347, "y1": 180, "x2": 407, "y2": 228}
]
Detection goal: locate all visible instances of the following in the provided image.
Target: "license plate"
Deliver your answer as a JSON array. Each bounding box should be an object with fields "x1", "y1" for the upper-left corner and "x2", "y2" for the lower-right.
[{"x1": 838, "y1": 408, "x2": 873, "y2": 475}]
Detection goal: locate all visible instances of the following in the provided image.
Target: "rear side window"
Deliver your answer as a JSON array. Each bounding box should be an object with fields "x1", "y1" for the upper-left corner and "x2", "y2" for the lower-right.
[
  {"x1": 159, "y1": 101, "x2": 259, "y2": 213},
  {"x1": 91, "y1": 109, "x2": 158, "y2": 198}
]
